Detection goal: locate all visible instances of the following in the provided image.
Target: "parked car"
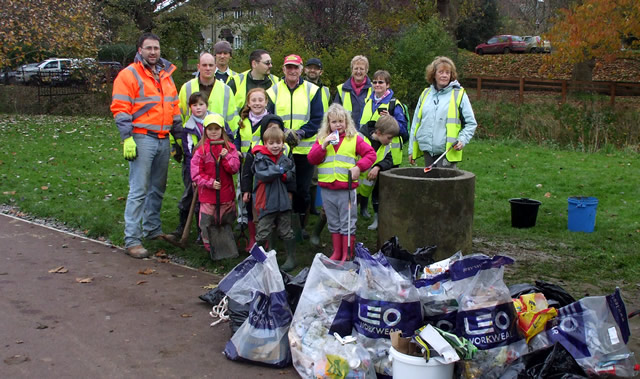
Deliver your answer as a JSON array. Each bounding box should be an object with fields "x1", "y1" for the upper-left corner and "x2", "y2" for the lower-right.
[
  {"x1": 69, "y1": 60, "x2": 124, "y2": 84},
  {"x1": 2, "y1": 68, "x2": 17, "y2": 84},
  {"x1": 99, "y1": 61, "x2": 124, "y2": 82},
  {"x1": 15, "y1": 58, "x2": 73, "y2": 84},
  {"x1": 523, "y1": 36, "x2": 551, "y2": 53},
  {"x1": 475, "y1": 35, "x2": 527, "y2": 55},
  {"x1": 14, "y1": 63, "x2": 39, "y2": 83}
]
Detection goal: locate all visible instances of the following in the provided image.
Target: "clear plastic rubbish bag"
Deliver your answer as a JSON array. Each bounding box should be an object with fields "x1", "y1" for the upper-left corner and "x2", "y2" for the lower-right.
[
  {"x1": 415, "y1": 251, "x2": 463, "y2": 333},
  {"x1": 351, "y1": 243, "x2": 423, "y2": 377},
  {"x1": 289, "y1": 253, "x2": 363, "y2": 378},
  {"x1": 529, "y1": 288, "x2": 638, "y2": 377},
  {"x1": 218, "y1": 245, "x2": 292, "y2": 368},
  {"x1": 449, "y1": 254, "x2": 528, "y2": 379}
]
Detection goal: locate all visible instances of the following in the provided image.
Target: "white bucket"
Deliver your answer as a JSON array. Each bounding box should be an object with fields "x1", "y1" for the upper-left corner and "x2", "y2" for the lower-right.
[{"x1": 388, "y1": 346, "x2": 454, "y2": 379}]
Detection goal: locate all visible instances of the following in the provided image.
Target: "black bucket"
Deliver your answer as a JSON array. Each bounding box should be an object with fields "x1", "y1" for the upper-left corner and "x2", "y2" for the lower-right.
[{"x1": 509, "y1": 198, "x2": 541, "y2": 228}]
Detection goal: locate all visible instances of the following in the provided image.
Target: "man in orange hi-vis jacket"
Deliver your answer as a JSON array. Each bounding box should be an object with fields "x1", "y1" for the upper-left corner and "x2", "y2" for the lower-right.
[{"x1": 111, "y1": 32, "x2": 184, "y2": 259}]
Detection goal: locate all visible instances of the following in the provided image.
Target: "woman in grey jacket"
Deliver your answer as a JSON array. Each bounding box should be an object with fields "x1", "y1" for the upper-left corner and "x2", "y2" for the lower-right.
[{"x1": 408, "y1": 56, "x2": 477, "y2": 168}]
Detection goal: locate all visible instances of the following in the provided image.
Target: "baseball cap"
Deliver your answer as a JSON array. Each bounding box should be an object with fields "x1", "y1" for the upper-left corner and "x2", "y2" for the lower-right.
[
  {"x1": 305, "y1": 58, "x2": 323, "y2": 69},
  {"x1": 203, "y1": 113, "x2": 225, "y2": 128},
  {"x1": 283, "y1": 54, "x2": 303, "y2": 67}
]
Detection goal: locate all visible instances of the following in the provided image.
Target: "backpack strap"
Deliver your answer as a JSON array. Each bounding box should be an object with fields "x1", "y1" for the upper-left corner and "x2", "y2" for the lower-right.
[{"x1": 388, "y1": 98, "x2": 397, "y2": 116}]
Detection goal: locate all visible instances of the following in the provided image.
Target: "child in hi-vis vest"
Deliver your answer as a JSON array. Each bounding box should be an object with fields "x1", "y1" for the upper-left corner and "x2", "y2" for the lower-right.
[{"x1": 308, "y1": 104, "x2": 376, "y2": 261}]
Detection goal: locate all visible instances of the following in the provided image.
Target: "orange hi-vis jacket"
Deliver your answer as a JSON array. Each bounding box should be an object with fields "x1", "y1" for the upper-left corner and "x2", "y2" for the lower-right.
[{"x1": 111, "y1": 54, "x2": 182, "y2": 140}]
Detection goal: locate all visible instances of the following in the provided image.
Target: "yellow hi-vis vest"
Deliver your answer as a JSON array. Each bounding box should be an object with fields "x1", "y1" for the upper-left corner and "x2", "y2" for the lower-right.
[
  {"x1": 178, "y1": 78, "x2": 240, "y2": 133},
  {"x1": 319, "y1": 85, "x2": 330, "y2": 112},
  {"x1": 267, "y1": 80, "x2": 319, "y2": 154},
  {"x1": 336, "y1": 84, "x2": 372, "y2": 114},
  {"x1": 359, "y1": 99, "x2": 403, "y2": 165},
  {"x1": 412, "y1": 87, "x2": 465, "y2": 162},
  {"x1": 356, "y1": 134, "x2": 390, "y2": 198},
  {"x1": 317, "y1": 135, "x2": 358, "y2": 185},
  {"x1": 237, "y1": 118, "x2": 261, "y2": 154},
  {"x1": 230, "y1": 70, "x2": 278, "y2": 112}
]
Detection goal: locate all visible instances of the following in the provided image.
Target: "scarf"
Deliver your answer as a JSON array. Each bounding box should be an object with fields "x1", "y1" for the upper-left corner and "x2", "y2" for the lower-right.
[
  {"x1": 373, "y1": 90, "x2": 391, "y2": 108},
  {"x1": 249, "y1": 110, "x2": 268, "y2": 127},
  {"x1": 350, "y1": 76, "x2": 367, "y2": 96},
  {"x1": 191, "y1": 115, "x2": 205, "y2": 136}
]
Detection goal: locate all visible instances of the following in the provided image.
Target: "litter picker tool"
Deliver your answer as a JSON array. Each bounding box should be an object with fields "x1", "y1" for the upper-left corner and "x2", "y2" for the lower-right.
[
  {"x1": 424, "y1": 141, "x2": 457, "y2": 173},
  {"x1": 346, "y1": 170, "x2": 353, "y2": 261}
]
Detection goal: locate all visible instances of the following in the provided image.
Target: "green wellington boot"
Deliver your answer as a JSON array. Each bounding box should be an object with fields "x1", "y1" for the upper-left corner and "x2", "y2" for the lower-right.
[{"x1": 281, "y1": 238, "x2": 297, "y2": 272}]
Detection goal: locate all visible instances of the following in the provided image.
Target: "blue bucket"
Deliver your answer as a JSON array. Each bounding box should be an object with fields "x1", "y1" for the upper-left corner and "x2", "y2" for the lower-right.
[{"x1": 568, "y1": 196, "x2": 598, "y2": 232}]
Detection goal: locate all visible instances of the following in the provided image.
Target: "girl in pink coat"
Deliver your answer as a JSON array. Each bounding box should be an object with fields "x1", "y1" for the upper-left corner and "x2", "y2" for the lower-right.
[{"x1": 191, "y1": 114, "x2": 241, "y2": 260}]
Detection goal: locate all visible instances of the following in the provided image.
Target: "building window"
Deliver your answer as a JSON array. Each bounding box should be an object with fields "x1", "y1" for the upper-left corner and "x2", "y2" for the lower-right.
[
  {"x1": 233, "y1": 36, "x2": 243, "y2": 49},
  {"x1": 267, "y1": 8, "x2": 273, "y2": 18},
  {"x1": 249, "y1": 9, "x2": 257, "y2": 17},
  {"x1": 234, "y1": 10, "x2": 242, "y2": 19},
  {"x1": 220, "y1": 11, "x2": 225, "y2": 20}
]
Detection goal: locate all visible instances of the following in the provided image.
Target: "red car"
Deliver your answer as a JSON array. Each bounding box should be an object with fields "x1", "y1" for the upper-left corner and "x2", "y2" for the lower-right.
[{"x1": 475, "y1": 35, "x2": 526, "y2": 55}]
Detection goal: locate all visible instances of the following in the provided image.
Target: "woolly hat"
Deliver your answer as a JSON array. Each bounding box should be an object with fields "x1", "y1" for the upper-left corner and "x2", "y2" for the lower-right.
[{"x1": 213, "y1": 40, "x2": 232, "y2": 55}]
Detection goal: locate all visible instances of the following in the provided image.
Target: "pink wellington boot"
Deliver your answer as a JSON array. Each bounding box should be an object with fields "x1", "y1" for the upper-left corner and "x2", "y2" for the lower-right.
[
  {"x1": 329, "y1": 233, "x2": 343, "y2": 260},
  {"x1": 342, "y1": 235, "x2": 356, "y2": 261}
]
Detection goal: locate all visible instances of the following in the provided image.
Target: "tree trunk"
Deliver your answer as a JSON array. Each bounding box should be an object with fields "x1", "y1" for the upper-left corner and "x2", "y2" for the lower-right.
[
  {"x1": 181, "y1": 55, "x2": 188, "y2": 71},
  {"x1": 571, "y1": 59, "x2": 595, "y2": 82}
]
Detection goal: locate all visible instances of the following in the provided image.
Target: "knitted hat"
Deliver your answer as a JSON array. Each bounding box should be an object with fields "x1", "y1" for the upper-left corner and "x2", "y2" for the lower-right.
[{"x1": 213, "y1": 40, "x2": 232, "y2": 55}]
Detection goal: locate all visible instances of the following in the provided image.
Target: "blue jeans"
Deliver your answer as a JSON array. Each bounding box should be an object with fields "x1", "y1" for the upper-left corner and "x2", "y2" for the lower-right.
[{"x1": 124, "y1": 133, "x2": 170, "y2": 248}]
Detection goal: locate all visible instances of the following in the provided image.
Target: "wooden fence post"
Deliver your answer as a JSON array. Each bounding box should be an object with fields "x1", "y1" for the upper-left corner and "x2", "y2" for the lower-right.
[
  {"x1": 561, "y1": 80, "x2": 567, "y2": 104},
  {"x1": 519, "y1": 77, "x2": 524, "y2": 103},
  {"x1": 477, "y1": 77, "x2": 482, "y2": 100},
  {"x1": 610, "y1": 82, "x2": 616, "y2": 106}
]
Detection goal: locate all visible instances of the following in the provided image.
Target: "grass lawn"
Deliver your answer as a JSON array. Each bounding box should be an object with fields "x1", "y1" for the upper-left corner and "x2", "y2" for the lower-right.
[{"x1": 1, "y1": 114, "x2": 638, "y2": 302}]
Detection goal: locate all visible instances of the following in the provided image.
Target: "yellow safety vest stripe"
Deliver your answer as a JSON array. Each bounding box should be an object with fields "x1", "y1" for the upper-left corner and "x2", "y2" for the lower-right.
[
  {"x1": 359, "y1": 99, "x2": 404, "y2": 165},
  {"x1": 267, "y1": 80, "x2": 319, "y2": 154},
  {"x1": 411, "y1": 88, "x2": 464, "y2": 161},
  {"x1": 232, "y1": 70, "x2": 278, "y2": 112},
  {"x1": 179, "y1": 78, "x2": 240, "y2": 134},
  {"x1": 318, "y1": 136, "x2": 358, "y2": 184}
]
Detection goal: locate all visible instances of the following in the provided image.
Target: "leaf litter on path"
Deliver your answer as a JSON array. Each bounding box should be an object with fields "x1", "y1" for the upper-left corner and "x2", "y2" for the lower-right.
[{"x1": 138, "y1": 268, "x2": 155, "y2": 275}]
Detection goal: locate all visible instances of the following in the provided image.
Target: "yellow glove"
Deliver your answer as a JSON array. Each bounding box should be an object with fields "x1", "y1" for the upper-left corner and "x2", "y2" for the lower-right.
[{"x1": 123, "y1": 137, "x2": 137, "y2": 161}]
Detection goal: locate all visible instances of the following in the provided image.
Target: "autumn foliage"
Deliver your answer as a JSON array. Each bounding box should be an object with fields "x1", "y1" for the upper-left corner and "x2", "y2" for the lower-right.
[
  {"x1": 544, "y1": 0, "x2": 640, "y2": 67},
  {"x1": 0, "y1": 0, "x2": 106, "y2": 67}
]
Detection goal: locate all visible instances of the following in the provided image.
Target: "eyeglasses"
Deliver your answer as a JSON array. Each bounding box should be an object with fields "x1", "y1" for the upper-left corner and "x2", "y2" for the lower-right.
[
  {"x1": 260, "y1": 61, "x2": 272, "y2": 66},
  {"x1": 372, "y1": 80, "x2": 387, "y2": 85}
]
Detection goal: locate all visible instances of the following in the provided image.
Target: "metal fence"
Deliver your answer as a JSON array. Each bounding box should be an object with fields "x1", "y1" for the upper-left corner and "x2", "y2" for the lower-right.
[{"x1": 34, "y1": 71, "x2": 89, "y2": 103}]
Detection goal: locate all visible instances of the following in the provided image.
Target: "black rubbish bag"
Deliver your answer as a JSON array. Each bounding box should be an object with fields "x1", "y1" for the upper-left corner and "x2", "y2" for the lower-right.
[
  {"x1": 379, "y1": 236, "x2": 437, "y2": 276},
  {"x1": 281, "y1": 267, "x2": 309, "y2": 314},
  {"x1": 199, "y1": 287, "x2": 225, "y2": 306},
  {"x1": 228, "y1": 299, "x2": 250, "y2": 334},
  {"x1": 499, "y1": 343, "x2": 588, "y2": 379},
  {"x1": 509, "y1": 280, "x2": 576, "y2": 309},
  {"x1": 535, "y1": 280, "x2": 576, "y2": 308},
  {"x1": 199, "y1": 286, "x2": 249, "y2": 333}
]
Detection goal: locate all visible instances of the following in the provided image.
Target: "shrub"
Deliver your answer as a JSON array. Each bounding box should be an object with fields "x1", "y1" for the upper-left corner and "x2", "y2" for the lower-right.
[
  {"x1": 98, "y1": 44, "x2": 136, "y2": 66},
  {"x1": 389, "y1": 17, "x2": 458, "y2": 110}
]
